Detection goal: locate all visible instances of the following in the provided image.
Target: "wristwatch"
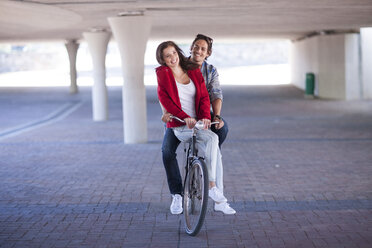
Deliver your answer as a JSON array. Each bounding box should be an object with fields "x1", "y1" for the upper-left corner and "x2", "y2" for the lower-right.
[{"x1": 214, "y1": 115, "x2": 222, "y2": 120}]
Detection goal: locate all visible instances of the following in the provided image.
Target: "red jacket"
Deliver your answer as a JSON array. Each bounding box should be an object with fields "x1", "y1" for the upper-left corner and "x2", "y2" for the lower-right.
[{"x1": 156, "y1": 65, "x2": 211, "y2": 128}]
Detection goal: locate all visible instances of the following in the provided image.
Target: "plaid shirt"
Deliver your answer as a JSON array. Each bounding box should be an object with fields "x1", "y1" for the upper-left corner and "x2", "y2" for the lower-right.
[{"x1": 200, "y1": 61, "x2": 223, "y2": 103}]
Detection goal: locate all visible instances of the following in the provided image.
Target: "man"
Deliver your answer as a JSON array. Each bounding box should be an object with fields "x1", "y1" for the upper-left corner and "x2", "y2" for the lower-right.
[{"x1": 160, "y1": 34, "x2": 232, "y2": 214}]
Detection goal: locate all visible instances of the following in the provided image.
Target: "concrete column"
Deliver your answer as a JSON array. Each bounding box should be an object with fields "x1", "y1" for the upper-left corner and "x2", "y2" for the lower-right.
[
  {"x1": 65, "y1": 39, "x2": 79, "y2": 94},
  {"x1": 83, "y1": 31, "x2": 111, "y2": 121},
  {"x1": 108, "y1": 15, "x2": 151, "y2": 144},
  {"x1": 361, "y1": 27, "x2": 372, "y2": 99},
  {"x1": 344, "y1": 34, "x2": 361, "y2": 100}
]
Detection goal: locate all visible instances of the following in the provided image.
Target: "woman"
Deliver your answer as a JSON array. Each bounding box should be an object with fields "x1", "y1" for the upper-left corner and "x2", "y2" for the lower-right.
[{"x1": 156, "y1": 41, "x2": 236, "y2": 215}]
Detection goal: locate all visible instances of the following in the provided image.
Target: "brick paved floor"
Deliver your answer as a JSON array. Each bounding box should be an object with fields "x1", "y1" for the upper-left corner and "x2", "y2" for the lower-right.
[{"x1": 0, "y1": 85, "x2": 371, "y2": 248}]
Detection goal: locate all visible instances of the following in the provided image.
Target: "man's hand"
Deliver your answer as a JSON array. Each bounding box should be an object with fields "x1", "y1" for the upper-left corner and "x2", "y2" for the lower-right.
[
  {"x1": 161, "y1": 112, "x2": 173, "y2": 123},
  {"x1": 213, "y1": 117, "x2": 224, "y2": 130},
  {"x1": 184, "y1": 118, "x2": 197, "y2": 129}
]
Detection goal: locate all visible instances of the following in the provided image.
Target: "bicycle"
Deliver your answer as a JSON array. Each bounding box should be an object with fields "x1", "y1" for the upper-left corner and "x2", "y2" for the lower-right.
[{"x1": 170, "y1": 116, "x2": 218, "y2": 236}]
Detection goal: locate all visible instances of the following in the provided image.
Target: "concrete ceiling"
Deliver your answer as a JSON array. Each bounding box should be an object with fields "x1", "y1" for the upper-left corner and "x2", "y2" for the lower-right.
[{"x1": 1, "y1": 0, "x2": 372, "y2": 42}]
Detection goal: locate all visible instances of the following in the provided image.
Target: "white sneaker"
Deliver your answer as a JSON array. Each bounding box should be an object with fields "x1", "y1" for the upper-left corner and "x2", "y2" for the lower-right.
[
  {"x1": 214, "y1": 202, "x2": 236, "y2": 215},
  {"x1": 170, "y1": 194, "x2": 183, "y2": 214},
  {"x1": 208, "y1": 187, "x2": 227, "y2": 203}
]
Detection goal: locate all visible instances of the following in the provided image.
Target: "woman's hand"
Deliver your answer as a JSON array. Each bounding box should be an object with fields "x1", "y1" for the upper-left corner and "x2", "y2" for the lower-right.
[
  {"x1": 201, "y1": 118, "x2": 211, "y2": 130},
  {"x1": 161, "y1": 112, "x2": 172, "y2": 123},
  {"x1": 184, "y1": 118, "x2": 197, "y2": 129}
]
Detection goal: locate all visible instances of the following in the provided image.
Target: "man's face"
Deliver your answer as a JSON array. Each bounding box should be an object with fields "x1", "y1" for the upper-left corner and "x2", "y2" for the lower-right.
[
  {"x1": 162, "y1": 46, "x2": 179, "y2": 69},
  {"x1": 191, "y1": 39, "x2": 210, "y2": 64}
]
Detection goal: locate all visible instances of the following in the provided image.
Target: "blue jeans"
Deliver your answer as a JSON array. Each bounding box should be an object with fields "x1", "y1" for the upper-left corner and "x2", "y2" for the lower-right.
[{"x1": 161, "y1": 117, "x2": 229, "y2": 195}]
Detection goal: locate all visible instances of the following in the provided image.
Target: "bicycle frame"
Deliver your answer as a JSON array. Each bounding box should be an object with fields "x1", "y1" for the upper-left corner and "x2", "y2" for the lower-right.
[
  {"x1": 183, "y1": 130, "x2": 199, "y2": 192},
  {"x1": 186, "y1": 125, "x2": 199, "y2": 165},
  {"x1": 170, "y1": 114, "x2": 218, "y2": 171}
]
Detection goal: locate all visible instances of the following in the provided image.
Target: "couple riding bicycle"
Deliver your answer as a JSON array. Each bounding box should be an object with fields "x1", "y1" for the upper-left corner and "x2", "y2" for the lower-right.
[{"x1": 156, "y1": 34, "x2": 236, "y2": 220}]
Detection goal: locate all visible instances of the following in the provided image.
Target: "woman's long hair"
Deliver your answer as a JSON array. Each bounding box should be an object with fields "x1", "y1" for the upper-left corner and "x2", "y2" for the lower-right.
[{"x1": 156, "y1": 41, "x2": 198, "y2": 71}]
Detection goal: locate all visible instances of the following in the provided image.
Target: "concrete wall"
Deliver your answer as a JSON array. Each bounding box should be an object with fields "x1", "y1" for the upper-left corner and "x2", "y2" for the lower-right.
[
  {"x1": 290, "y1": 36, "x2": 319, "y2": 94},
  {"x1": 290, "y1": 33, "x2": 361, "y2": 100},
  {"x1": 361, "y1": 28, "x2": 372, "y2": 99}
]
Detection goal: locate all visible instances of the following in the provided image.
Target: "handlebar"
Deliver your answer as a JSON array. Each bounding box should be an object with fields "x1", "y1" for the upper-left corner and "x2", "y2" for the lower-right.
[
  {"x1": 170, "y1": 115, "x2": 219, "y2": 129},
  {"x1": 170, "y1": 115, "x2": 185, "y2": 123}
]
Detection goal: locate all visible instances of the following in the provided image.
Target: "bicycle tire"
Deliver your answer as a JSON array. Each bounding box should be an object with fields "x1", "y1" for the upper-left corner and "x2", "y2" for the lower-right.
[{"x1": 183, "y1": 158, "x2": 209, "y2": 236}]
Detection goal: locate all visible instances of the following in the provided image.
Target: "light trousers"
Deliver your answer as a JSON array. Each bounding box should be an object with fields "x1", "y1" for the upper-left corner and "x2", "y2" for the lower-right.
[{"x1": 173, "y1": 126, "x2": 224, "y2": 192}]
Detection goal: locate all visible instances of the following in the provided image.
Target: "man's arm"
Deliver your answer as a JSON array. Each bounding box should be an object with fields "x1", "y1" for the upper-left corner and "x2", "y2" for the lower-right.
[
  {"x1": 211, "y1": 98, "x2": 224, "y2": 129},
  {"x1": 211, "y1": 98, "x2": 222, "y2": 117},
  {"x1": 207, "y1": 66, "x2": 224, "y2": 129}
]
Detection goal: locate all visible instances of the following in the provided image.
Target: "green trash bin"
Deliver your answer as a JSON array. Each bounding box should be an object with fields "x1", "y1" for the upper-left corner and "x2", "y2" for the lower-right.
[{"x1": 305, "y1": 73, "x2": 315, "y2": 96}]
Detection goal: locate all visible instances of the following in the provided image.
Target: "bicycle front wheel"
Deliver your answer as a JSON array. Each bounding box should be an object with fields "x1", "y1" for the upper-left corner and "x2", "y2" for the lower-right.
[{"x1": 183, "y1": 158, "x2": 209, "y2": 236}]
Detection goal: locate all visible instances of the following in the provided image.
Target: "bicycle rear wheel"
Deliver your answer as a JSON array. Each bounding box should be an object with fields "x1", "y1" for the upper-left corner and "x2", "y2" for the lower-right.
[{"x1": 183, "y1": 158, "x2": 209, "y2": 236}]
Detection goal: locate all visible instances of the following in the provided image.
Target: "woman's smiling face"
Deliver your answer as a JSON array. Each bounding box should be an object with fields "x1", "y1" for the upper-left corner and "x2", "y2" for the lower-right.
[{"x1": 162, "y1": 45, "x2": 179, "y2": 68}]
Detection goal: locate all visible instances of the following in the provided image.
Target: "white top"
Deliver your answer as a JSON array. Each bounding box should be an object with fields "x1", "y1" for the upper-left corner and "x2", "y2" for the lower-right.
[{"x1": 176, "y1": 79, "x2": 196, "y2": 118}]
